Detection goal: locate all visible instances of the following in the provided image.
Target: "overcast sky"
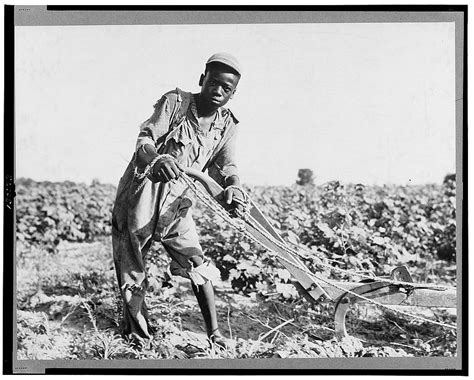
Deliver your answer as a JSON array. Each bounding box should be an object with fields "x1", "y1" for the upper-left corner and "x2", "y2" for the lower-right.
[{"x1": 15, "y1": 22, "x2": 455, "y2": 186}]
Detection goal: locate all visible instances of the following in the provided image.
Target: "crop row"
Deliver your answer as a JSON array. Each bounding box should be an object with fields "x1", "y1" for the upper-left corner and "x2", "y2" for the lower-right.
[{"x1": 15, "y1": 177, "x2": 456, "y2": 294}]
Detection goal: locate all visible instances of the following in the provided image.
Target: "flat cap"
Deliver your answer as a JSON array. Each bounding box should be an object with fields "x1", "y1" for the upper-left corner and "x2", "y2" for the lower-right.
[{"x1": 206, "y1": 52, "x2": 242, "y2": 76}]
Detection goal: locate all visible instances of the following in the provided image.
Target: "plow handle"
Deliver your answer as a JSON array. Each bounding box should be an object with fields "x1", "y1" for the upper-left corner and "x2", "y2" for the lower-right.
[{"x1": 183, "y1": 168, "x2": 225, "y2": 198}]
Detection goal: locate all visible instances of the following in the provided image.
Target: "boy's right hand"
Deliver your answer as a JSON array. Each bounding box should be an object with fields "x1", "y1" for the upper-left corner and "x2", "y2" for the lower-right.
[{"x1": 150, "y1": 155, "x2": 184, "y2": 183}]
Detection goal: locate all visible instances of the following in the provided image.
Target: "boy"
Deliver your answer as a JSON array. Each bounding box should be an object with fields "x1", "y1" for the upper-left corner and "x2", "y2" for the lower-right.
[{"x1": 112, "y1": 53, "x2": 244, "y2": 347}]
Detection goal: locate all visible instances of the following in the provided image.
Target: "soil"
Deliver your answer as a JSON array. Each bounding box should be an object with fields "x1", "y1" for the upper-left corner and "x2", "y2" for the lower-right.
[{"x1": 16, "y1": 238, "x2": 457, "y2": 361}]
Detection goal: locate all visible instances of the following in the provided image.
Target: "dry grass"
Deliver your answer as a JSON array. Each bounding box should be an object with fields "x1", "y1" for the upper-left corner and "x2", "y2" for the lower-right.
[{"x1": 16, "y1": 238, "x2": 456, "y2": 360}]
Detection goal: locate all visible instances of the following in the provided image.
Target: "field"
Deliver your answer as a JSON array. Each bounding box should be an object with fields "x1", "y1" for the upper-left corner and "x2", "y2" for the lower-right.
[{"x1": 15, "y1": 176, "x2": 457, "y2": 360}]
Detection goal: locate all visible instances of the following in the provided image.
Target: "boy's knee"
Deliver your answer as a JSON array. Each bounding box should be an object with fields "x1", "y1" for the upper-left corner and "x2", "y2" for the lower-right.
[
  {"x1": 189, "y1": 255, "x2": 203, "y2": 268},
  {"x1": 169, "y1": 255, "x2": 203, "y2": 277},
  {"x1": 169, "y1": 257, "x2": 220, "y2": 286}
]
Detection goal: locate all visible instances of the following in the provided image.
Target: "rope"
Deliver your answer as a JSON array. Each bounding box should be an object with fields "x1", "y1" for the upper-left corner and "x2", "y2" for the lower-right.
[
  {"x1": 133, "y1": 154, "x2": 175, "y2": 195},
  {"x1": 183, "y1": 173, "x2": 454, "y2": 291},
  {"x1": 234, "y1": 215, "x2": 458, "y2": 330},
  {"x1": 179, "y1": 173, "x2": 457, "y2": 330},
  {"x1": 245, "y1": 205, "x2": 455, "y2": 291},
  {"x1": 304, "y1": 266, "x2": 457, "y2": 330}
]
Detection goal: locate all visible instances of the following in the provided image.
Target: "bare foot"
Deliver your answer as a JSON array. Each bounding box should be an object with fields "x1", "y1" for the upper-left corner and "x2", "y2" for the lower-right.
[{"x1": 208, "y1": 329, "x2": 228, "y2": 349}]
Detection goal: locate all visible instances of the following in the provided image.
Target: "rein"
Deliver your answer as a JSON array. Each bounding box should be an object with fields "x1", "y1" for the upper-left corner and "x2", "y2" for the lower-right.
[{"x1": 179, "y1": 172, "x2": 457, "y2": 331}]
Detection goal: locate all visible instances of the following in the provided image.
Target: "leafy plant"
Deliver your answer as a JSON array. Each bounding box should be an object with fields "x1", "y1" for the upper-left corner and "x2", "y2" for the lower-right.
[{"x1": 15, "y1": 176, "x2": 457, "y2": 360}]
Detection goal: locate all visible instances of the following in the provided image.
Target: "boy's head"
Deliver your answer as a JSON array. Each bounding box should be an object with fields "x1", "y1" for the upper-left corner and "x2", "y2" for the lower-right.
[
  {"x1": 199, "y1": 53, "x2": 241, "y2": 109},
  {"x1": 205, "y1": 52, "x2": 242, "y2": 78}
]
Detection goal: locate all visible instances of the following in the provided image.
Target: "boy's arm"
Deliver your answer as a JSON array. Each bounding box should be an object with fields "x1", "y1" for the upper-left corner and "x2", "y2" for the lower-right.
[
  {"x1": 135, "y1": 93, "x2": 183, "y2": 182},
  {"x1": 135, "y1": 95, "x2": 173, "y2": 167},
  {"x1": 209, "y1": 129, "x2": 240, "y2": 186},
  {"x1": 225, "y1": 174, "x2": 241, "y2": 188},
  {"x1": 208, "y1": 129, "x2": 245, "y2": 208}
]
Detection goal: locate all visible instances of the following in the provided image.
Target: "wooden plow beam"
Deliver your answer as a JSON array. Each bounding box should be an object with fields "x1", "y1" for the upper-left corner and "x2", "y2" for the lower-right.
[{"x1": 183, "y1": 168, "x2": 457, "y2": 338}]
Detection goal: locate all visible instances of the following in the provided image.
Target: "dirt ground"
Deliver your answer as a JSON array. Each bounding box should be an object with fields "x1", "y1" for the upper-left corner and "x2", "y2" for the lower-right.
[{"x1": 16, "y1": 238, "x2": 457, "y2": 360}]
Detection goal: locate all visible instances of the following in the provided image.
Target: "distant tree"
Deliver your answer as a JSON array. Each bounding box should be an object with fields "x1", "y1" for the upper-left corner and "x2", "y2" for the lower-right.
[
  {"x1": 296, "y1": 169, "x2": 314, "y2": 186},
  {"x1": 91, "y1": 178, "x2": 101, "y2": 186},
  {"x1": 443, "y1": 173, "x2": 456, "y2": 184},
  {"x1": 16, "y1": 177, "x2": 35, "y2": 187}
]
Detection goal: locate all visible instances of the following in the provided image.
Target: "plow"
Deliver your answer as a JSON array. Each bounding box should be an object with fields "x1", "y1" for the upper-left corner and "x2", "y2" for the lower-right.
[{"x1": 180, "y1": 168, "x2": 457, "y2": 339}]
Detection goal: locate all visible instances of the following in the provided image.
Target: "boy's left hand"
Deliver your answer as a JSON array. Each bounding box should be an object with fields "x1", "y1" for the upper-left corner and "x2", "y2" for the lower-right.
[{"x1": 224, "y1": 186, "x2": 246, "y2": 215}]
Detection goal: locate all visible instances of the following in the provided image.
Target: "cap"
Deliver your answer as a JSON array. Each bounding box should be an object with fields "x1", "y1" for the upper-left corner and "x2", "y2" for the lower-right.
[{"x1": 206, "y1": 52, "x2": 242, "y2": 76}]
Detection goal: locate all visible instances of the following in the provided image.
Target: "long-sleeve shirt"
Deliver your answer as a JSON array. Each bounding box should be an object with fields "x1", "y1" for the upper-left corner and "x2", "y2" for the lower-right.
[
  {"x1": 136, "y1": 88, "x2": 239, "y2": 183},
  {"x1": 112, "y1": 88, "x2": 240, "y2": 242}
]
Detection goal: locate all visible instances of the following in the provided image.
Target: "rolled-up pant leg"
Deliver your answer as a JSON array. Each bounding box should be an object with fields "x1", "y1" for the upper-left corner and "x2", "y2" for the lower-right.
[{"x1": 160, "y1": 197, "x2": 205, "y2": 274}]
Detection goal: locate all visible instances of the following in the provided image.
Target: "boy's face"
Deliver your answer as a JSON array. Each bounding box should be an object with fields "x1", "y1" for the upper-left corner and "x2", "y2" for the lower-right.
[{"x1": 199, "y1": 67, "x2": 240, "y2": 109}]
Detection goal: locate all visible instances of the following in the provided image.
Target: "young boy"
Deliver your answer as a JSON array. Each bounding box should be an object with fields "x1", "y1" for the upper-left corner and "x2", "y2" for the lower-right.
[{"x1": 112, "y1": 53, "x2": 244, "y2": 347}]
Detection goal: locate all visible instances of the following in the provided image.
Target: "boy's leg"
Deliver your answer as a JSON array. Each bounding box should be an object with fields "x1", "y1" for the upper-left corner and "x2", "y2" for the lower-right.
[
  {"x1": 161, "y1": 209, "x2": 224, "y2": 340},
  {"x1": 188, "y1": 256, "x2": 219, "y2": 337},
  {"x1": 111, "y1": 169, "x2": 163, "y2": 343},
  {"x1": 163, "y1": 244, "x2": 223, "y2": 339},
  {"x1": 191, "y1": 280, "x2": 226, "y2": 342},
  {"x1": 112, "y1": 227, "x2": 153, "y2": 340}
]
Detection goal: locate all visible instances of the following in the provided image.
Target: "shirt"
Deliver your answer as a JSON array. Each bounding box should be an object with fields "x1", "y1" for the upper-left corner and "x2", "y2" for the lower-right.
[
  {"x1": 112, "y1": 88, "x2": 240, "y2": 241},
  {"x1": 136, "y1": 88, "x2": 239, "y2": 183}
]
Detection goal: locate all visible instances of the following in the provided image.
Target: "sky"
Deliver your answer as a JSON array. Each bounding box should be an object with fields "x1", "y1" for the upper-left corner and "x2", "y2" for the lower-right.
[{"x1": 14, "y1": 22, "x2": 456, "y2": 186}]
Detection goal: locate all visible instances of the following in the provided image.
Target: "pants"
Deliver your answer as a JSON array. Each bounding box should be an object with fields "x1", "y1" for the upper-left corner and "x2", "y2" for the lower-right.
[{"x1": 112, "y1": 175, "x2": 204, "y2": 339}]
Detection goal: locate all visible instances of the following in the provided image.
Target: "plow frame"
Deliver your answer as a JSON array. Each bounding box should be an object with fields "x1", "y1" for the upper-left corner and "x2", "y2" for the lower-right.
[{"x1": 184, "y1": 168, "x2": 457, "y2": 338}]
